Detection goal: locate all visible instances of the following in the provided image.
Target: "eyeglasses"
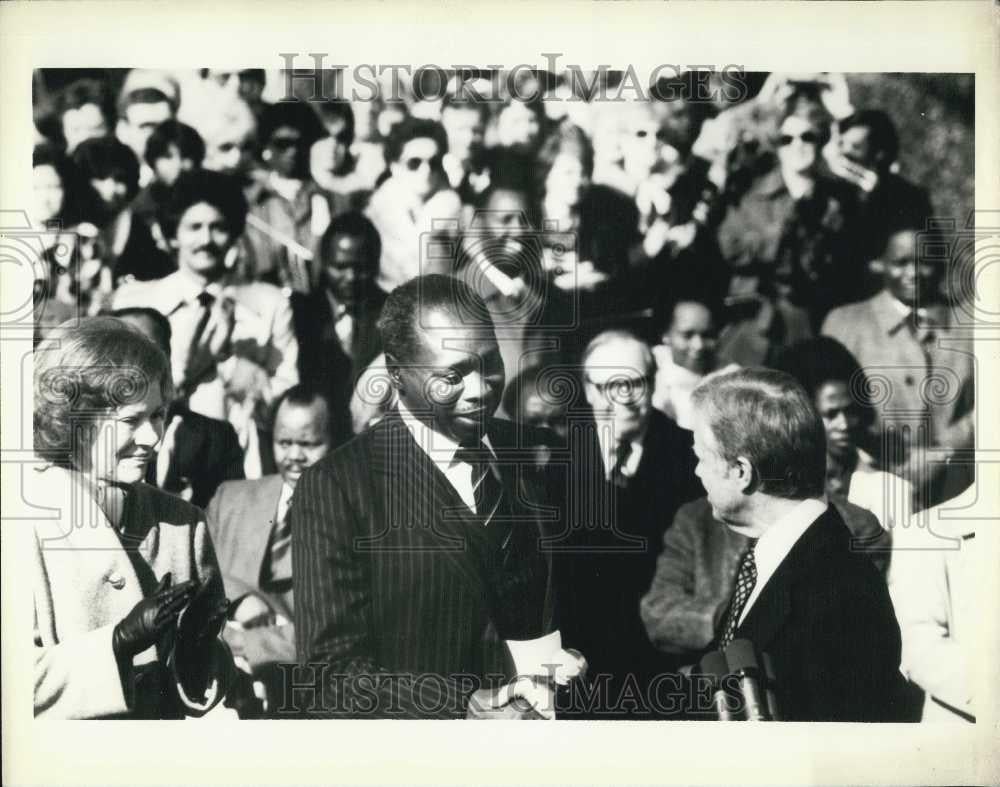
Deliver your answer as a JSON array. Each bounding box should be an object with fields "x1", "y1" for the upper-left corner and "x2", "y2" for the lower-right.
[
  {"x1": 404, "y1": 155, "x2": 443, "y2": 172},
  {"x1": 585, "y1": 374, "x2": 653, "y2": 403},
  {"x1": 777, "y1": 131, "x2": 820, "y2": 147}
]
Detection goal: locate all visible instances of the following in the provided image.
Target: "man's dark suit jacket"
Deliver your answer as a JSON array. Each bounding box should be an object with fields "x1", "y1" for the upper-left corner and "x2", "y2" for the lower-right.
[
  {"x1": 552, "y1": 410, "x2": 704, "y2": 717},
  {"x1": 729, "y1": 505, "x2": 906, "y2": 722},
  {"x1": 291, "y1": 410, "x2": 555, "y2": 719},
  {"x1": 147, "y1": 404, "x2": 245, "y2": 509}
]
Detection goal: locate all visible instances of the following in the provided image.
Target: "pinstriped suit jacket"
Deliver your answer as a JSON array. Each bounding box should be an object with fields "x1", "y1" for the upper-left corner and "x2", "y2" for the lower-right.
[{"x1": 291, "y1": 410, "x2": 555, "y2": 718}]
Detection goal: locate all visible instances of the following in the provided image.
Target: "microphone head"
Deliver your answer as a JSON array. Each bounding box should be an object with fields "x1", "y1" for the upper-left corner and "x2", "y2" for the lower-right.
[
  {"x1": 698, "y1": 650, "x2": 729, "y2": 681},
  {"x1": 725, "y1": 639, "x2": 761, "y2": 673}
]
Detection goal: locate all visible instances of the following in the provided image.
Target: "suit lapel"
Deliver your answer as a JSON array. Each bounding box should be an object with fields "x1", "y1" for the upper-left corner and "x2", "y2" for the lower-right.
[
  {"x1": 367, "y1": 413, "x2": 489, "y2": 595},
  {"x1": 247, "y1": 475, "x2": 285, "y2": 588},
  {"x1": 738, "y1": 508, "x2": 844, "y2": 649}
]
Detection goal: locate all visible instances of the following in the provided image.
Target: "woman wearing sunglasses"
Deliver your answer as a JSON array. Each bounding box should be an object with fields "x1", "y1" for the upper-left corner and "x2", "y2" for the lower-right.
[{"x1": 716, "y1": 89, "x2": 864, "y2": 332}]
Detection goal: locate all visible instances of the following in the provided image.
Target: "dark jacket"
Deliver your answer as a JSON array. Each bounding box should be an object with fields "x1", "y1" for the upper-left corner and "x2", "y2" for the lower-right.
[
  {"x1": 727, "y1": 506, "x2": 906, "y2": 722},
  {"x1": 291, "y1": 411, "x2": 555, "y2": 718}
]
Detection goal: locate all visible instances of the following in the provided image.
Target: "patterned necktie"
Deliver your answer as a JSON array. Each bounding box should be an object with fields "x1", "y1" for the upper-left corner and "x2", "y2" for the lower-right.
[
  {"x1": 266, "y1": 490, "x2": 293, "y2": 589},
  {"x1": 455, "y1": 443, "x2": 502, "y2": 521},
  {"x1": 720, "y1": 541, "x2": 758, "y2": 648}
]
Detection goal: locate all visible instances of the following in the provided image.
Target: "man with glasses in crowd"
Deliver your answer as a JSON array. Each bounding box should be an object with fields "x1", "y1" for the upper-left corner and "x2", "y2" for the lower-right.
[{"x1": 553, "y1": 329, "x2": 703, "y2": 718}]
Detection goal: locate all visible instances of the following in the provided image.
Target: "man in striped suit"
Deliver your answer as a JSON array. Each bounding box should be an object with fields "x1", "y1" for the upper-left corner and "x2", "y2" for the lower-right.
[{"x1": 290, "y1": 274, "x2": 557, "y2": 718}]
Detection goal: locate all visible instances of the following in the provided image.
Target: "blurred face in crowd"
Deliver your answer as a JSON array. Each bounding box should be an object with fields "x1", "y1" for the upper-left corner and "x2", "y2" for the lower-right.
[
  {"x1": 265, "y1": 124, "x2": 307, "y2": 179},
  {"x1": 545, "y1": 153, "x2": 589, "y2": 209},
  {"x1": 33, "y1": 164, "x2": 65, "y2": 224},
  {"x1": 665, "y1": 301, "x2": 719, "y2": 376},
  {"x1": 322, "y1": 116, "x2": 354, "y2": 175},
  {"x1": 838, "y1": 124, "x2": 879, "y2": 170},
  {"x1": 208, "y1": 70, "x2": 266, "y2": 107},
  {"x1": 392, "y1": 308, "x2": 505, "y2": 444},
  {"x1": 61, "y1": 103, "x2": 108, "y2": 153},
  {"x1": 441, "y1": 105, "x2": 485, "y2": 164},
  {"x1": 391, "y1": 137, "x2": 443, "y2": 201},
  {"x1": 496, "y1": 101, "x2": 541, "y2": 150},
  {"x1": 651, "y1": 99, "x2": 698, "y2": 155},
  {"x1": 692, "y1": 414, "x2": 745, "y2": 527},
  {"x1": 173, "y1": 201, "x2": 234, "y2": 280},
  {"x1": 620, "y1": 105, "x2": 664, "y2": 179},
  {"x1": 203, "y1": 128, "x2": 256, "y2": 177},
  {"x1": 153, "y1": 143, "x2": 197, "y2": 187},
  {"x1": 776, "y1": 115, "x2": 822, "y2": 177},
  {"x1": 324, "y1": 232, "x2": 375, "y2": 309},
  {"x1": 120, "y1": 100, "x2": 173, "y2": 160},
  {"x1": 479, "y1": 187, "x2": 533, "y2": 265},
  {"x1": 90, "y1": 173, "x2": 131, "y2": 216},
  {"x1": 519, "y1": 385, "x2": 568, "y2": 442},
  {"x1": 814, "y1": 380, "x2": 859, "y2": 462},
  {"x1": 584, "y1": 337, "x2": 653, "y2": 444},
  {"x1": 881, "y1": 229, "x2": 939, "y2": 307},
  {"x1": 81, "y1": 384, "x2": 166, "y2": 486},
  {"x1": 272, "y1": 398, "x2": 332, "y2": 490}
]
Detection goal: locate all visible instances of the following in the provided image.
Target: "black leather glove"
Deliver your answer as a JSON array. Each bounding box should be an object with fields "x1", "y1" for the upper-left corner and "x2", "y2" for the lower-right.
[
  {"x1": 172, "y1": 571, "x2": 230, "y2": 702},
  {"x1": 112, "y1": 573, "x2": 198, "y2": 660}
]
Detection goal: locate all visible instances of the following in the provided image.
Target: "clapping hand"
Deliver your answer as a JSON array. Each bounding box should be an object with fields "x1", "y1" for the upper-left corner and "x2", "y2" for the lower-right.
[
  {"x1": 172, "y1": 571, "x2": 229, "y2": 702},
  {"x1": 112, "y1": 573, "x2": 197, "y2": 660}
]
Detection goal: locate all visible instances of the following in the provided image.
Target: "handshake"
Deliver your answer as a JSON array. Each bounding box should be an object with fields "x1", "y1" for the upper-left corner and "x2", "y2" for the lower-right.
[{"x1": 467, "y1": 631, "x2": 588, "y2": 720}]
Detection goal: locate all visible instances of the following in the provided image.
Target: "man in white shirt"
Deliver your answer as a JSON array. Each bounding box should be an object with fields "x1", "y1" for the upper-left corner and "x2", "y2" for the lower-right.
[
  {"x1": 113, "y1": 170, "x2": 299, "y2": 477},
  {"x1": 689, "y1": 367, "x2": 905, "y2": 721}
]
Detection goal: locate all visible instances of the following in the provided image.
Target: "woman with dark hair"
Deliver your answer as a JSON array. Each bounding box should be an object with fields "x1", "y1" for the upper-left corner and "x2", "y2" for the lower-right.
[
  {"x1": 535, "y1": 122, "x2": 640, "y2": 285},
  {"x1": 31, "y1": 316, "x2": 235, "y2": 718},
  {"x1": 71, "y1": 135, "x2": 175, "y2": 283}
]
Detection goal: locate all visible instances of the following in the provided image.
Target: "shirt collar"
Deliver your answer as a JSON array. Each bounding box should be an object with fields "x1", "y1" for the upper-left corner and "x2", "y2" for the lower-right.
[
  {"x1": 753, "y1": 496, "x2": 828, "y2": 583},
  {"x1": 397, "y1": 401, "x2": 495, "y2": 469}
]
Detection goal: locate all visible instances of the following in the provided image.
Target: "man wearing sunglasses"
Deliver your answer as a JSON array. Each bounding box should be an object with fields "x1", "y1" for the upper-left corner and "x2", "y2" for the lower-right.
[
  {"x1": 365, "y1": 116, "x2": 462, "y2": 295},
  {"x1": 553, "y1": 329, "x2": 703, "y2": 718}
]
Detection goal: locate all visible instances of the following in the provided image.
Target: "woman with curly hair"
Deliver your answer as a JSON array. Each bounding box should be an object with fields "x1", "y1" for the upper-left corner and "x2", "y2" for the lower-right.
[{"x1": 31, "y1": 316, "x2": 234, "y2": 718}]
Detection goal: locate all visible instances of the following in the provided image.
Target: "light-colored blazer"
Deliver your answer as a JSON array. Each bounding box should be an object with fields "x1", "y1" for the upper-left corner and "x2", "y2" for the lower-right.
[
  {"x1": 206, "y1": 475, "x2": 296, "y2": 670},
  {"x1": 30, "y1": 465, "x2": 232, "y2": 719},
  {"x1": 889, "y1": 485, "x2": 977, "y2": 722}
]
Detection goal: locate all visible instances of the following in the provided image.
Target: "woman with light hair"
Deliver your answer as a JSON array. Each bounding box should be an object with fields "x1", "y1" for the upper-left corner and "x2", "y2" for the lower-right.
[{"x1": 31, "y1": 316, "x2": 234, "y2": 718}]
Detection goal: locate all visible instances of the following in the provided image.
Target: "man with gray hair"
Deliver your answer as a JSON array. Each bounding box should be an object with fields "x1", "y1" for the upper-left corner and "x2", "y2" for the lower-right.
[
  {"x1": 689, "y1": 367, "x2": 905, "y2": 721},
  {"x1": 554, "y1": 329, "x2": 702, "y2": 718}
]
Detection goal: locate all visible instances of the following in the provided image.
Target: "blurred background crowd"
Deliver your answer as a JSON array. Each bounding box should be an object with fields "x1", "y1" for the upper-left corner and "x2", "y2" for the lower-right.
[{"x1": 29, "y1": 66, "x2": 976, "y2": 720}]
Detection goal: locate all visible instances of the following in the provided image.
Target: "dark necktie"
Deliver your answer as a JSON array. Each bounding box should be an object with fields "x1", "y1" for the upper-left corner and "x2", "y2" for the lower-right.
[
  {"x1": 611, "y1": 440, "x2": 631, "y2": 489},
  {"x1": 265, "y1": 492, "x2": 293, "y2": 590},
  {"x1": 455, "y1": 443, "x2": 502, "y2": 521},
  {"x1": 719, "y1": 541, "x2": 758, "y2": 648}
]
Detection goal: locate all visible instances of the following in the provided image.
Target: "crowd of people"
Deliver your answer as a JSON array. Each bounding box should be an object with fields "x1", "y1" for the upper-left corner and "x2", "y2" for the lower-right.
[{"x1": 29, "y1": 67, "x2": 976, "y2": 722}]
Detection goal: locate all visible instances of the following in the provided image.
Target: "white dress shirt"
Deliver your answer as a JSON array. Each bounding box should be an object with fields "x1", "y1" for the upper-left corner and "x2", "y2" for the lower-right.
[
  {"x1": 397, "y1": 402, "x2": 497, "y2": 516},
  {"x1": 738, "y1": 497, "x2": 828, "y2": 626},
  {"x1": 594, "y1": 420, "x2": 646, "y2": 482}
]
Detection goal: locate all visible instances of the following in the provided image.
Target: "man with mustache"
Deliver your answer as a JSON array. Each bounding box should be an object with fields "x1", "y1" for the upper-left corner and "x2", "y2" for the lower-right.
[
  {"x1": 113, "y1": 169, "x2": 299, "y2": 478},
  {"x1": 206, "y1": 385, "x2": 333, "y2": 715}
]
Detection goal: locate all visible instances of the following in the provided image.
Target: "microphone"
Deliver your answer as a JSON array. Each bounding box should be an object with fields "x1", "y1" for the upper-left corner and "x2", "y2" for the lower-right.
[
  {"x1": 725, "y1": 639, "x2": 771, "y2": 721},
  {"x1": 698, "y1": 650, "x2": 735, "y2": 721},
  {"x1": 761, "y1": 651, "x2": 782, "y2": 721}
]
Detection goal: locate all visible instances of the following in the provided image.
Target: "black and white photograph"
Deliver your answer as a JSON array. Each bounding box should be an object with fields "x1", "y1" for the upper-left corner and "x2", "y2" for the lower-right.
[{"x1": 2, "y1": 2, "x2": 997, "y2": 785}]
